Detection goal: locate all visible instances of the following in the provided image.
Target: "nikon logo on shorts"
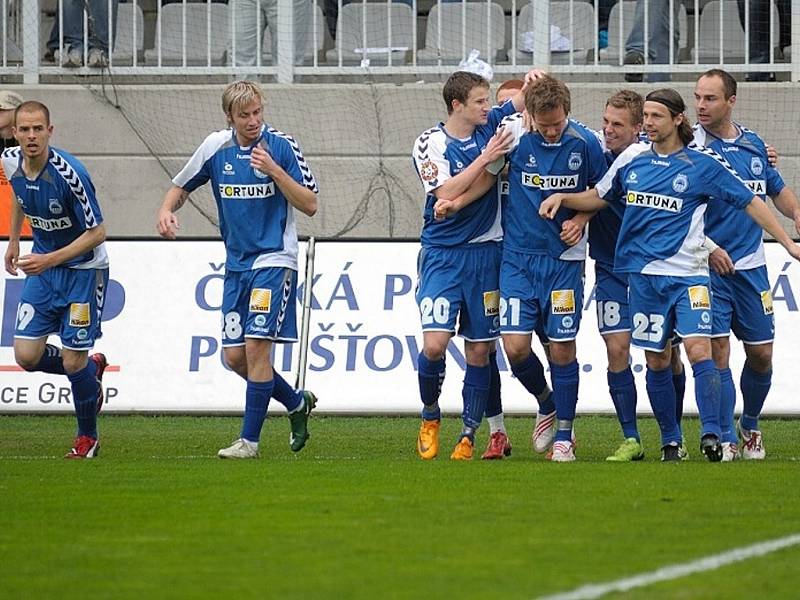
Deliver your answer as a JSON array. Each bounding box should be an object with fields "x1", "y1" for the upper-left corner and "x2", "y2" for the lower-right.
[
  {"x1": 28, "y1": 215, "x2": 73, "y2": 231},
  {"x1": 551, "y1": 289, "x2": 576, "y2": 314},
  {"x1": 218, "y1": 183, "x2": 275, "y2": 199},
  {"x1": 625, "y1": 191, "x2": 683, "y2": 213},
  {"x1": 249, "y1": 288, "x2": 272, "y2": 313},
  {"x1": 521, "y1": 173, "x2": 579, "y2": 190},
  {"x1": 744, "y1": 180, "x2": 766, "y2": 195},
  {"x1": 483, "y1": 290, "x2": 500, "y2": 316},
  {"x1": 761, "y1": 290, "x2": 774, "y2": 315},
  {"x1": 688, "y1": 285, "x2": 711, "y2": 310},
  {"x1": 69, "y1": 303, "x2": 91, "y2": 327}
]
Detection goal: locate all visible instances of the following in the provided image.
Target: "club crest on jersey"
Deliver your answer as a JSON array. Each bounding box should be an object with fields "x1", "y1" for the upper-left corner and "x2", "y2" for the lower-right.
[
  {"x1": 218, "y1": 183, "x2": 275, "y2": 199},
  {"x1": 419, "y1": 160, "x2": 438, "y2": 182},
  {"x1": 48, "y1": 199, "x2": 63, "y2": 215},
  {"x1": 69, "y1": 303, "x2": 91, "y2": 328},
  {"x1": 249, "y1": 289, "x2": 272, "y2": 313},
  {"x1": 751, "y1": 156, "x2": 764, "y2": 176},
  {"x1": 483, "y1": 290, "x2": 500, "y2": 317},
  {"x1": 672, "y1": 173, "x2": 688, "y2": 193},
  {"x1": 254, "y1": 314, "x2": 267, "y2": 327},
  {"x1": 76, "y1": 328, "x2": 88, "y2": 340},
  {"x1": 522, "y1": 173, "x2": 579, "y2": 190},
  {"x1": 568, "y1": 152, "x2": 582, "y2": 171},
  {"x1": 688, "y1": 285, "x2": 711, "y2": 310},
  {"x1": 253, "y1": 166, "x2": 268, "y2": 179},
  {"x1": 561, "y1": 316, "x2": 574, "y2": 328},
  {"x1": 700, "y1": 311, "x2": 711, "y2": 324},
  {"x1": 626, "y1": 191, "x2": 683, "y2": 213},
  {"x1": 761, "y1": 290, "x2": 774, "y2": 315},
  {"x1": 551, "y1": 289, "x2": 576, "y2": 315}
]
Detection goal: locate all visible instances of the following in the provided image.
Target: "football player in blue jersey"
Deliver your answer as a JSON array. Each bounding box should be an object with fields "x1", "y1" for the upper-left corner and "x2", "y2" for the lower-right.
[
  {"x1": 412, "y1": 69, "x2": 546, "y2": 461},
  {"x1": 3, "y1": 101, "x2": 109, "y2": 459},
  {"x1": 495, "y1": 75, "x2": 607, "y2": 461},
  {"x1": 156, "y1": 81, "x2": 319, "y2": 459},
  {"x1": 693, "y1": 69, "x2": 800, "y2": 460},
  {"x1": 570, "y1": 90, "x2": 688, "y2": 462},
  {"x1": 540, "y1": 88, "x2": 800, "y2": 462}
]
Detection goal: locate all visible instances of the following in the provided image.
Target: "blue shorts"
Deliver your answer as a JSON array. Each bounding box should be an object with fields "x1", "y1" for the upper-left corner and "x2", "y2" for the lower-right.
[
  {"x1": 500, "y1": 249, "x2": 584, "y2": 341},
  {"x1": 628, "y1": 273, "x2": 712, "y2": 351},
  {"x1": 415, "y1": 243, "x2": 501, "y2": 341},
  {"x1": 15, "y1": 266, "x2": 109, "y2": 350},
  {"x1": 221, "y1": 267, "x2": 297, "y2": 346},
  {"x1": 594, "y1": 262, "x2": 630, "y2": 336},
  {"x1": 710, "y1": 266, "x2": 774, "y2": 344}
]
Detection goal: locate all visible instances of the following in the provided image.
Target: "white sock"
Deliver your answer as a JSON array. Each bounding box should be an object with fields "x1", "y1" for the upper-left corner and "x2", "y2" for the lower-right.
[{"x1": 487, "y1": 414, "x2": 506, "y2": 434}]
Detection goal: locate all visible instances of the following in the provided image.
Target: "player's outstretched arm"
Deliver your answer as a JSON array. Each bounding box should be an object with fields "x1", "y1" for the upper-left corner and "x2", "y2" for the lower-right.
[
  {"x1": 745, "y1": 196, "x2": 800, "y2": 261},
  {"x1": 17, "y1": 224, "x2": 106, "y2": 276},
  {"x1": 157, "y1": 185, "x2": 189, "y2": 239},
  {"x1": 510, "y1": 69, "x2": 546, "y2": 112},
  {"x1": 4, "y1": 201, "x2": 24, "y2": 275},
  {"x1": 539, "y1": 189, "x2": 606, "y2": 219},
  {"x1": 771, "y1": 187, "x2": 800, "y2": 235}
]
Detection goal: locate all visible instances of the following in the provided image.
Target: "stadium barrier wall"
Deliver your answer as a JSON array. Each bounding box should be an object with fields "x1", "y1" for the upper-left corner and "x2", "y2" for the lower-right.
[{"x1": 2, "y1": 240, "x2": 800, "y2": 415}]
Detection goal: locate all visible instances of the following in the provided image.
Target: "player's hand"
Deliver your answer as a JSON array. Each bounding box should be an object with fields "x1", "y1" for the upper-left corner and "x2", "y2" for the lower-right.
[
  {"x1": 433, "y1": 198, "x2": 457, "y2": 220},
  {"x1": 251, "y1": 145, "x2": 278, "y2": 177},
  {"x1": 4, "y1": 242, "x2": 19, "y2": 275},
  {"x1": 156, "y1": 208, "x2": 180, "y2": 239},
  {"x1": 482, "y1": 127, "x2": 514, "y2": 163},
  {"x1": 539, "y1": 194, "x2": 563, "y2": 219},
  {"x1": 708, "y1": 247, "x2": 735, "y2": 276},
  {"x1": 16, "y1": 253, "x2": 52, "y2": 276},
  {"x1": 766, "y1": 144, "x2": 779, "y2": 166},
  {"x1": 788, "y1": 242, "x2": 800, "y2": 263},
  {"x1": 522, "y1": 69, "x2": 546, "y2": 88},
  {"x1": 560, "y1": 219, "x2": 583, "y2": 246}
]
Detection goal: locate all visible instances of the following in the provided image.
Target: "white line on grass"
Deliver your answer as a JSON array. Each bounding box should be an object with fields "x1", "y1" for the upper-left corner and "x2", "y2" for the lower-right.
[{"x1": 537, "y1": 533, "x2": 800, "y2": 600}]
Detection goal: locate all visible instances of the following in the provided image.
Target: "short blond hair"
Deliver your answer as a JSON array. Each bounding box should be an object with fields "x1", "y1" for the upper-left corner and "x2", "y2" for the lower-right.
[{"x1": 222, "y1": 80, "x2": 265, "y2": 118}]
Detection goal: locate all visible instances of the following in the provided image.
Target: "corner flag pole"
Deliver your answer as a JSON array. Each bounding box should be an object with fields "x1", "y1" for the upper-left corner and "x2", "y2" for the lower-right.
[{"x1": 295, "y1": 237, "x2": 315, "y2": 390}]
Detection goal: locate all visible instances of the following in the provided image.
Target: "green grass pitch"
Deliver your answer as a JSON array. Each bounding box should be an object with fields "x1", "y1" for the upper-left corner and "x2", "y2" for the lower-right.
[{"x1": 1, "y1": 414, "x2": 799, "y2": 599}]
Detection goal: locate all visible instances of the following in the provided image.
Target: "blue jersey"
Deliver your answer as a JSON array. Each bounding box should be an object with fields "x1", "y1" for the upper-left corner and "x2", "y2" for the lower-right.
[
  {"x1": 412, "y1": 101, "x2": 516, "y2": 248},
  {"x1": 693, "y1": 123, "x2": 785, "y2": 269},
  {"x1": 1, "y1": 146, "x2": 107, "y2": 269},
  {"x1": 174, "y1": 124, "x2": 318, "y2": 272},
  {"x1": 501, "y1": 116, "x2": 607, "y2": 260},
  {"x1": 587, "y1": 149, "x2": 625, "y2": 266},
  {"x1": 597, "y1": 142, "x2": 755, "y2": 276}
]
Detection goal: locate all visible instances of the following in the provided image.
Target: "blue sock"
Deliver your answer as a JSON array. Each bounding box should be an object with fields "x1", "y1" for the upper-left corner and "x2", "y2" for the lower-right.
[
  {"x1": 672, "y1": 368, "x2": 686, "y2": 423},
  {"x1": 418, "y1": 352, "x2": 444, "y2": 420},
  {"x1": 68, "y1": 360, "x2": 98, "y2": 438},
  {"x1": 30, "y1": 344, "x2": 66, "y2": 375},
  {"x1": 608, "y1": 367, "x2": 639, "y2": 441},
  {"x1": 485, "y1": 351, "x2": 502, "y2": 418},
  {"x1": 551, "y1": 361, "x2": 579, "y2": 442},
  {"x1": 740, "y1": 364, "x2": 771, "y2": 432},
  {"x1": 718, "y1": 368, "x2": 737, "y2": 444},
  {"x1": 692, "y1": 359, "x2": 721, "y2": 438},
  {"x1": 271, "y1": 371, "x2": 302, "y2": 412},
  {"x1": 461, "y1": 364, "x2": 490, "y2": 439},
  {"x1": 645, "y1": 366, "x2": 681, "y2": 446},
  {"x1": 240, "y1": 379, "x2": 274, "y2": 442},
  {"x1": 510, "y1": 352, "x2": 555, "y2": 414}
]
